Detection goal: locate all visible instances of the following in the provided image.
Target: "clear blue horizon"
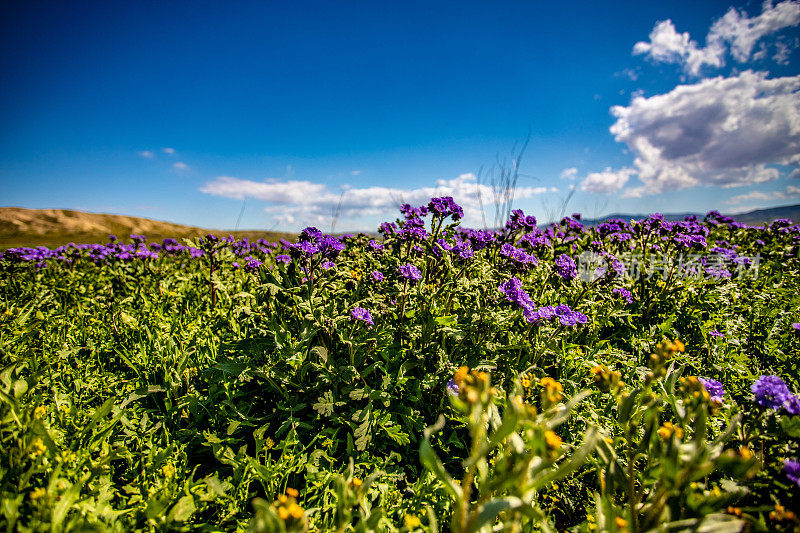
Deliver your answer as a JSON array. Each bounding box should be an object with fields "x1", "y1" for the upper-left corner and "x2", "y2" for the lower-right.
[{"x1": 1, "y1": 0, "x2": 799, "y2": 232}]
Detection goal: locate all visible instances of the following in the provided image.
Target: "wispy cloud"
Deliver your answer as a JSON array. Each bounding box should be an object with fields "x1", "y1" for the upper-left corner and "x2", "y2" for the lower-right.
[
  {"x1": 200, "y1": 173, "x2": 557, "y2": 229},
  {"x1": 173, "y1": 162, "x2": 189, "y2": 171},
  {"x1": 633, "y1": 0, "x2": 800, "y2": 76},
  {"x1": 163, "y1": 147, "x2": 176, "y2": 155},
  {"x1": 350, "y1": 170, "x2": 362, "y2": 176},
  {"x1": 580, "y1": 167, "x2": 636, "y2": 194},
  {"x1": 138, "y1": 150, "x2": 154, "y2": 159},
  {"x1": 559, "y1": 167, "x2": 578, "y2": 181},
  {"x1": 728, "y1": 184, "x2": 800, "y2": 204}
]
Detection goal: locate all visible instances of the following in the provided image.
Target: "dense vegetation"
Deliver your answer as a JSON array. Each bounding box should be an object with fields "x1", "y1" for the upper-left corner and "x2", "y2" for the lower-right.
[{"x1": 2, "y1": 199, "x2": 799, "y2": 532}]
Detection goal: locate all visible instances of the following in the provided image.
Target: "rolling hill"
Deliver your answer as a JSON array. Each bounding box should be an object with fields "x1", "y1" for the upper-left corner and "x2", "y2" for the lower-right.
[{"x1": 0, "y1": 207, "x2": 295, "y2": 248}]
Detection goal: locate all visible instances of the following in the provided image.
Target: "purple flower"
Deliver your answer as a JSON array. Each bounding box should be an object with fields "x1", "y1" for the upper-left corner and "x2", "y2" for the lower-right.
[
  {"x1": 446, "y1": 379, "x2": 459, "y2": 397},
  {"x1": 244, "y1": 259, "x2": 263, "y2": 272},
  {"x1": 793, "y1": 323, "x2": 800, "y2": 334},
  {"x1": 709, "y1": 330, "x2": 724, "y2": 338},
  {"x1": 320, "y1": 261, "x2": 335, "y2": 269},
  {"x1": 751, "y1": 375, "x2": 792, "y2": 409},
  {"x1": 351, "y1": 307, "x2": 374, "y2": 327},
  {"x1": 368, "y1": 239, "x2": 384, "y2": 251},
  {"x1": 784, "y1": 394, "x2": 800, "y2": 416},
  {"x1": 499, "y1": 277, "x2": 534, "y2": 310},
  {"x1": 698, "y1": 377, "x2": 725, "y2": 403},
  {"x1": 554, "y1": 254, "x2": 577, "y2": 281},
  {"x1": 398, "y1": 263, "x2": 422, "y2": 283},
  {"x1": 371, "y1": 270, "x2": 384, "y2": 282},
  {"x1": 784, "y1": 459, "x2": 800, "y2": 487},
  {"x1": 275, "y1": 254, "x2": 291, "y2": 264},
  {"x1": 612, "y1": 287, "x2": 633, "y2": 304}
]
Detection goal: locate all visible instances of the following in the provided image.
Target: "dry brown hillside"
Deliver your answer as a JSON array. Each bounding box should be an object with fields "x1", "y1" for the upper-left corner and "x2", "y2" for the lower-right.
[{"x1": 0, "y1": 207, "x2": 294, "y2": 248}]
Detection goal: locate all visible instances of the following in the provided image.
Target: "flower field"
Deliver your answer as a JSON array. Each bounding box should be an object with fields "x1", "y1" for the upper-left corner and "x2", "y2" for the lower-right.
[{"x1": 2, "y1": 198, "x2": 800, "y2": 532}]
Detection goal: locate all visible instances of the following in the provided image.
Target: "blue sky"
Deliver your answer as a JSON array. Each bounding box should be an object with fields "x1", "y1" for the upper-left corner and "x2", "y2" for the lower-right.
[{"x1": 1, "y1": 0, "x2": 799, "y2": 232}]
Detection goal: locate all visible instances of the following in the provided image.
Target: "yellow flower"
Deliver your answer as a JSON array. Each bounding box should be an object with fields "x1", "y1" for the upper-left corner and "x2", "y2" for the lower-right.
[
  {"x1": 29, "y1": 487, "x2": 47, "y2": 501},
  {"x1": 287, "y1": 502, "x2": 304, "y2": 519},
  {"x1": 351, "y1": 477, "x2": 363, "y2": 488},
  {"x1": 33, "y1": 405, "x2": 46, "y2": 419},
  {"x1": 540, "y1": 377, "x2": 563, "y2": 404},
  {"x1": 615, "y1": 517, "x2": 628, "y2": 528},
  {"x1": 404, "y1": 514, "x2": 422, "y2": 528},
  {"x1": 286, "y1": 487, "x2": 299, "y2": 497},
  {"x1": 162, "y1": 464, "x2": 176, "y2": 478},
  {"x1": 739, "y1": 446, "x2": 753, "y2": 460},
  {"x1": 278, "y1": 506, "x2": 290, "y2": 520},
  {"x1": 30, "y1": 437, "x2": 46, "y2": 456},
  {"x1": 657, "y1": 422, "x2": 683, "y2": 440},
  {"x1": 544, "y1": 430, "x2": 562, "y2": 449}
]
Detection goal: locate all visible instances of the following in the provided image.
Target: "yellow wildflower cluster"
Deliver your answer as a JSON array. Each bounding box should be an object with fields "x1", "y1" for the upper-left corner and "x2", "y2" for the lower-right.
[
  {"x1": 678, "y1": 376, "x2": 712, "y2": 407},
  {"x1": 657, "y1": 422, "x2": 684, "y2": 440},
  {"x1": 162, "y1": 464, "x2": 176, "y2": 478},
  {"x1": 453, "y1": 366, "x2": 496, "y2": 405},
  {"x1": 648, "y1": 339, "x2": 684, "y2": 379},
  {"x1": 29, "y1": 437, "x2": 46, "y2": 458},
  {"x1": 33, "y1": 405, "x2": 47, "y2": 419},
  {"x1": 590, "y1": 365, "x2": 624, "y2": 394},
  {"x1": 539, "y1": 377, "x2": 563, "y2": 408},
  {"x1": 275, "y1": 488, "x2": 305, "y2": 523},
  {"x1": 770, "y1": 503, "x2": 798, "y2": 522},
  {"x1": 29, "y1": 487, "x2": 47, "y2": 503},
  {"x1": 404, "y1": 513, "x2": 422, "y2": 528}
]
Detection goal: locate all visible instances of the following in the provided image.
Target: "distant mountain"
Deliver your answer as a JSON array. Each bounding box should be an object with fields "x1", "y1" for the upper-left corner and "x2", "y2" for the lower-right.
[
  {"x1": 0, "y1": 207, "x2": 294, "y2": 248},
  {"x1": 576, "y1": 204, "x2": 800, "y2": 227}
]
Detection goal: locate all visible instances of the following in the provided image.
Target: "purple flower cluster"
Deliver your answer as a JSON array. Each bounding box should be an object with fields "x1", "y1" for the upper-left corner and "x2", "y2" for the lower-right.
[
  {"x1": 698, "y1": 377, "x2": 725, "y2": 403},
  {"x1": 505, "y1": 209, "x2": 538, "y2": 232},
  {"x1": 751, "y1": 375, "x2": 800, "y2": 414},
  {"x1": 457, "y1": 228, "x2": 498, "y2": 250},
  {"x1": 427, "y1": 196, "x2": 464, "y2": 220},
  {"x1": 612, "y1": 287, "x2": 633, "y2": 304},
  {"x1": 351, "y1": 307, "x2": 374, "y2": 327},
  {"x1": 554, "y1": 254, "x2": 577, "y2": 281},
  {"x1": 499, "y1": 277, "x2": 535, "y2": 309},
  {"x1": 784, "y1": 459, "x2": 800, "y2": 487},
  {"x1": 499, "y1": 243, "x2": 537, "y2": 270},
  {"x1": 498, "y1": 277, "x2": 587, "y2": 326},
  {"x1": 371, "y1": 270, "x2": 385, "y2": 282},
  {"x1": 286, "y1": 227, "x2": 346, "y2": 259},
  {"x1": 529, "y1": 304, "x2": 588, "y2": 326},
  {"x1": 398, "y1": 263, "x2": 422, "y2": 283}
]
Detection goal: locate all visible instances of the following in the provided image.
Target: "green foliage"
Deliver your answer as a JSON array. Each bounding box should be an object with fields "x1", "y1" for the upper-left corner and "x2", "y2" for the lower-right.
[{"x1": 2, "y1": 209, "x2": 800, "y2": 531}]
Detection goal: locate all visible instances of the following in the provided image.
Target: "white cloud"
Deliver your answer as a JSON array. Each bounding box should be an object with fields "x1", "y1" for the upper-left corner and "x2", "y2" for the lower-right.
[
  {"x1": 728, "y1": 184, "x2": 800, "y2": 203},
  {"x1": 633, "y1": 1, "x2": 800, "y2": 75},
  {"x1": 559, "y1": 167, "x2": 578, "y2": 181},
  {"x1": 163, "y1": 147, "x2": 176, "y2": 155},
  {"x1": 633, "y1": 19, "x2": 726, "y2": 76},
  {"x1": 200, "y1": 173, "x2": 556, "y2": 229},
  {"x1": 350, "y1": 170, "x2": 362, "y2": 176},
  {"x1": 580, "y1": 167, "x2": 636, "y2": 194},
  {"x1": 138, "y1": 150, "x2": 154, "y2": 159},
  {"x1": 173, "y1": 162, "x2": 189, "y2": 170},
  {"x1": 608, "y1": 70, "x2": 800, "y2": 197}
]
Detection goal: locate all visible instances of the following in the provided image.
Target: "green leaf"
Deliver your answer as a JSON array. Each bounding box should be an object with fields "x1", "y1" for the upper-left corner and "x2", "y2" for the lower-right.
[
  {"x1": 434, "y1": 315, "x2": 457, "y2": 326},
  {"x1": 168, "y1": 495, "x2": 196, "y2": 523},
  {"x1": 781, "y1": 415, "x2": 800, "y2": 438},
  {"x1": 419, "y1": 415, "x2": 462, "y2": 501}
]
